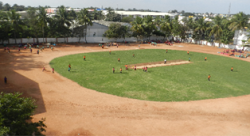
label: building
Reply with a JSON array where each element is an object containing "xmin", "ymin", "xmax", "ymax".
[{"xmin": 113, "ymin": 11, "xmax": 178, "ymax": 19}]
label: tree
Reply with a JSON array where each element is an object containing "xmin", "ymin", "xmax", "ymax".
[
  {"xmin": 121, "ymin": 15, "xmax": 134, "ymax": 23},
  {"xmin": 55, "ymin": 6, "xmax": 72, "ymax": 40},
  {"xmin": 193, "ymin": 18, "xmax": 210, "ymax": 43},
  {"xmin": 0, "ymin": 92, "xmax": 46, "ymax": 135},
  {"xmin": 0, "ymin": 11, "xmax": 11, "ymax": 44},
  {"xmin": 3, "ymin": 3, "xmax": 11, "ymax": 11},
  {"xmin": 37, "ymin": 6, "xmax": 50, "ymax": 43},
  {"xmin": 103, "ymin": 23, "xmax": 123, "ymax": 41},
  {"xmin": 131, "ymin": 16, "xmax": 145, "ymax": 42},
  {"xmin": 92, "ymin": 10, "xmax": 105, "ymax": 20},
  {"xmin": 160, "ymin": 15, "xmax": 172, "ymax": 40},
  {"xmin": 77, "ymin": 9, "xmax": 93, "ymax": 43},
  {"xmin": 208, "ymin": 16, "xmax": 223, "ymax": 47},
  {"xmin": 120, "ymin": 25, "xmax": 131, "ymax": 41},
  {"xmin": 105, "ymin": 7, "xmax": 121, "ymax": 22},
  {"xmin": 24, "ymin": 7, "xmax": 40, "ymax": 40},
  {"xmin": 143, "ymin": 15, "xmax": 156, "ymax": 40},
  {"xmin": 7, "ymin": 10, "xmax": 23, "ymax": 44},
  {"xmin": 229, "ymin": 12, "xmax": 249, "ymax": 45}
]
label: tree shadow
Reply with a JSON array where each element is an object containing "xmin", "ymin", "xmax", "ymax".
[{"xmin": 0, "ymin": 51, "xmax": 46, "ymax": 114}]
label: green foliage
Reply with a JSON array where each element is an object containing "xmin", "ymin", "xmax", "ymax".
[
  {"xmin": 121, "ymin": 15, "xmax": 134, "ymax": 23},
  {"xmin": 103, "ymin": 23, "xmax": 130, "ymax": 40},
  {"xmin": 77, "ymin": 9, "xmax": 93, "ymax": 43},
  {"xmin": 105, "ymin": 7, "xmax": 121, "ymax": 22},
  {"xmin": 0, "ymin": 92, "xmax": 46, "ymax": 135},
  {"xmin": 50, "ymin": 49, "xmax": 250, "ymax": 102}
]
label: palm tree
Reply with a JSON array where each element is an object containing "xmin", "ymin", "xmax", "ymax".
[
  {"xmin": 77, "ymin": 9, "xmax": 93, "ymax": 43},
  {"xmin": 0, "ymin": 11, "xmax": 11, "ymax": 44},
  {"xmin": 160, "ymin": 15, "xmax": 172, "ymax": 41},
  {"xmin": 7, "ymin": 10, "xmax": 23, "ymax": 44},
  {"xmin": 143, "ymin": 15, "xmax": 156, "ymax": 40},
  {"xmin": 229, "ymin": 12, "xmax": 249, "ymax": 45},
  {"xmin": 131, "ymin": 16, "xmax": 144, "ymax": 43},
  {"xmin": 55, "ymin": 6, "xmax": 71, "ymax": 41},
  {"xmin": 25, "ymin": 7, "xmax": 40, "ymax": 42},
  {"xmin": 208, "ymin": 16, "xmax": 223, "ymax": 47},
  {"xmin": 37, "ymin": 6, "xmax": 50, "ymax": 43},
  {"xmin": 194, "ymin": 18, "xmax": 210, "ymax": 44}
]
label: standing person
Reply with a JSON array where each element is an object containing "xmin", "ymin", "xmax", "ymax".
[
  {"xmin": 37, "ymin": 50, "xmax": 39, "ymax": 54},
  {"xmin": 188, "ymin": 57, "xmax": 191, "ymax": 61},
  {"xmin": 109, "ymin": 50, "xmax": 111, "ymax": 55},
  {"xmin": 68, "ymin": 64, "xmax": 71, "ymax": 68},
  {"xmin": 118, "ymin": 58, "xmax": 120, "ymax": 62},
  {"xmin": 125, "ymin": 64, "xmax": 128, "ymax": 70},
  {"xmin": 51, "ymin": 46, "xmax": 53, "ymax": 51},
  {"xmin": 164, "ymin": 59, "xmax": 167, "ymax": 64},
  {"xmin": 102, "ymin": 45, "xmax": 104, "ymax": 49},
  {"xmin": 120, "ymin": 68, "xmax": 122, "ymax": 73},
  {"xmin": 113, "ymin": 67, "xmax": 115, "ymax": 73},
  {"xmin": 83, "ymin": 56, "xmax": 86, "ymax": 61},
  {"xmin": 133, "ymin": 54, "xmax": 135, "ymax": 57},
  {"xmin": 42, "ymin": 67, "xmax": 45, "ymax": 72},
  {"xmin": 68, "ymin": 67, "xmax": 71, "ymax": 72},
  {"xmin": 117, "ymin": 43, "xmax": 118, "ymax": 48},
  {"xmin": 166, "ymin": 49, "xmax": 168, "ymax": 53},
  {"xmin": 52, "ymin": 68, "xmax": 54, "ymax": 73},
  {"xmin": 30, "ymin": 48, "xmax": 32, "ymax": 53},
  {"xmin": 18, "ymin": 47, "xmax": 20, "ymax": 52},
  {"xmin": 208, "ymin": 74, "xmax": 211, "ymax": 81},
  {"xmin": 205, "ymin": 57, "xmax": 207, "ymax": 61},
  {"xmin": 145, "ymin": 67, "xmax": 148, "ymax": 72},
  {"xmin": 231, "ymin": 66, "xmax": 233, "ymax": 72},
  {"xmin": 4, "ymin": 76, "xmax": 7, "ymax": 84},
  {"xmin": 134, "ymin": 65, "xmax": 136, "ymax": 71},
  {"xmin": 187, "ymin": 51, "xmax": 189, "ymax": 55}
]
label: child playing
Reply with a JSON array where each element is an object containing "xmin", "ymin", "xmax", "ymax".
[
  {"xmin": 52, "ymin": 68, "xmax": 54, "ymax": 73},
  {"xmin": 84, "ymin": 56, "xmax": 86, "ymax": 61},
  {"xmin": 208, "ymin": 74, "xmax": 211, "ymax": 81},
  {"xmin": 134, "ymin": 65, "xmax": 136, "ymax": 71},
  {"xmin": 118, "ymin": 58, "xmax": 120, "ymax": 62},
  {"xmin": 205, "ymin": 57, "xmax": 207, "ymax": 61},
  {"xmin": 231, "ymin": 66, "xmax": 233, "ymax": 72},
  {"xmin": 125, "ymin": 64, "xmax": 128, "ymax": 70},
  {"xmin": 120, "ymin": 68, "xmax": 122, "ymax": 73},
  {"xmin": 42, "ymin": 67, "xmax": 45, "ymax": 72},
  {"xmin": 187, "ymin": 51, "xmax": 189, "ymax": 55},
  {"xmin": 113, "ymin": 67, "xmax": 115, "ymax": 73}
]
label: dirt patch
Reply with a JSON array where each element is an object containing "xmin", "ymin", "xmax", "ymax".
[{"xmin": 128, "ymin": 60, "xmax": 190, "ymax": 69}]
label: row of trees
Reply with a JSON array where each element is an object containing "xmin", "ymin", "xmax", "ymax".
[
  {"xmin": 0, "ymin": 5, "xmax": 102, "ymax": 44},
  {"xmin": 104, "ymin": 12, "xmax": 249, "ymax": 46}
]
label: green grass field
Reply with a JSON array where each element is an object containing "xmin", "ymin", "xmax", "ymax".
[{"xmin": 50, "ymin": 49, "xmax": 250, "ymax": 102}]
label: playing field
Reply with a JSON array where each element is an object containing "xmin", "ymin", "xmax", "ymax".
[{"xmin": 50, "ymin": 49, "xmax": 250, "ymax": 102}]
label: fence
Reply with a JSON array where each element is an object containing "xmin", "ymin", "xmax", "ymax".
[{"xmin": 2, "ymin": 37, "xmax": 249, "ymax": 51}]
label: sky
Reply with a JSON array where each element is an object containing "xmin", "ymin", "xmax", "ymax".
[{"xmin": 2, "ymin": 0, "xmax": 250, "ymax": 14}]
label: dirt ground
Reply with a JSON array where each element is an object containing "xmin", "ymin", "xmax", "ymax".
[
  {"xmin": 128, "ymin": 60, "xmax": 190, "ymax": 69},
  {"xmin": 1, "ymin": 43, "xmax": 250, "ymax": 136}
]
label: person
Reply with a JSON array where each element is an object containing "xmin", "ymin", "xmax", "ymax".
[
  {"xmin": 164, "ymin": 59, "xmax": 167, "ymax": 64},
  {"xmin": 205, "ymin": 57, "xmax": 207, "ymax": 61},
  {"xmin": 102, "ymin": 45, "xmax": 104, "ymax": 49},
  {"xmin": 68, "ymin": 64, "xmax": 71, "ymax": 68},
  {"xmin": 134, "ymin": 65, "xmax": 136, "ymax": 71},
  {"xmin": 145, "ymin": 67, "xmax": 148, "ymax": 72},
  {"xmin": 42, "ymin": 67, "xmax": 45, "ymax": 72},
  {"xmin": 68, "ymin": 67, "xmax": 71, "ymax": 72},
  {"xmin": 117, "ymin": 43, "xmax": 118, "ymax": 48},
  {"xmin": 37, "ymin": 50, "xmax": 39, "ymax": 54},
  {"xmin": 208, "ymin": 74, "xmax": 211, "ymax": 81},
  {"xmin": 188, "ymin": 57, "xmax": 191, "ymax": 61},
  {"xmin": 51, "ymin": 46, "xmax": 53, "ymax": 51},
  {"xmin": 143, "ymin": 67, "xmax": 145, "ymax": 72},
  {"xmin": 118, "ymin": 58, "xmax": 120, "ymax": 62},
  {"xmin": 120, "ymin": 68, "xmax": 122, "ymax": 73},
  {"xmin": 125, "ymin": 64, "xmax": 128, "ymax": 70},
  {"xmin": 133, "ymin": 54, "xmax": 135, "ymax": 57},
  {"xmin": 113, "ymin": 67, "xmax": 115, "ymax": 73},
  {"xmin": 83, "ymin": 56, "xmax": 86, "ymax": 61},
  {"xmin": 52, "ymin": 68, "xmax": 54, "ymax": 73},
  {"xmin": 109, "ymin": 50, "xmax": 111, "ymax": 55},
  {"xmin": 187, "ymin": 51, "xmax": 189, "ymax": 55},
  {"xmin": 18, "ymin": 47, "xmax": 20, "ymax": 52},
  {"xmin": 30, "ymin": 48, "xmax": 32, "ymax": 53},
  {"xmin": 231, "ymin": 66, "xmax": 233, "ymax": 72},
  {"xmin": 166, "ymin": 49, "xmax": 168, "ymax": 53},
  {"xmin": 4, "ymin": 76, "xmax": 7, "ymax": 84}
]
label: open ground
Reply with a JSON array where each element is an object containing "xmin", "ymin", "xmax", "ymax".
[{"xmin": 1, "ymin": 43, "xmax": 250, "ymax": 136}]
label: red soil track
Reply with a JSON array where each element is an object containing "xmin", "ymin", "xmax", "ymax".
[{"xmin": 1, "ymin": 43, "xmax": 250, "ymax": 136}]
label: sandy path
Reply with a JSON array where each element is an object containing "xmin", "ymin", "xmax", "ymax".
[
  {"xmin": 134, "ymin": 61, "xmax": 190, "ymax": 69},
  {"xmin": 1, "ymin": 43, "xmax": 250, "ymax": 136}
]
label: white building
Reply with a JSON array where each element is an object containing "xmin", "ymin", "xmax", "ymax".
[{"xmin": 114, "ymin": 11, "xmax": 178, "ymax": 19}]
